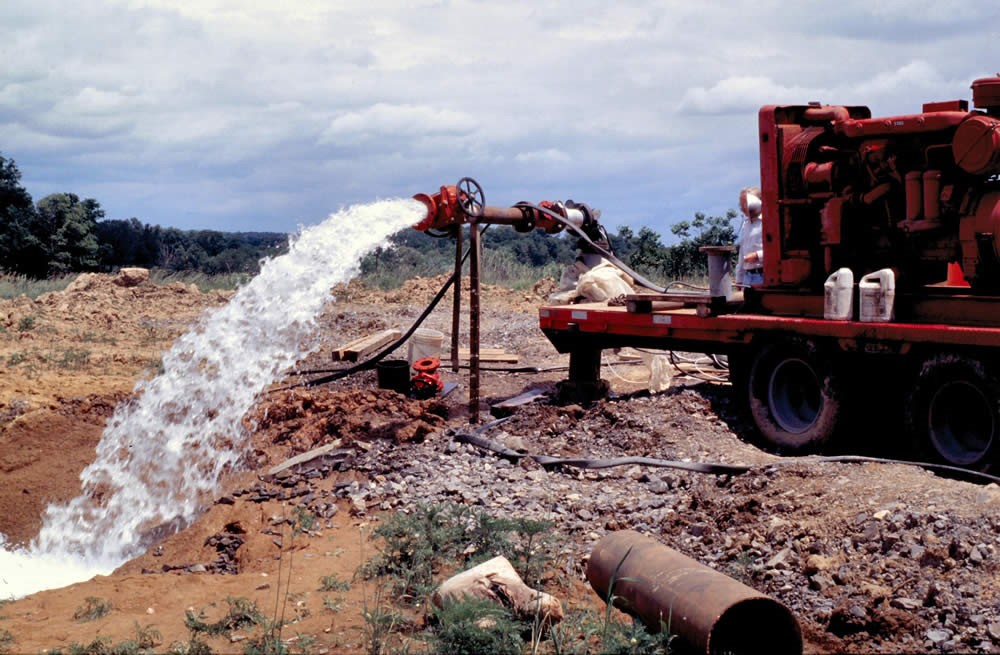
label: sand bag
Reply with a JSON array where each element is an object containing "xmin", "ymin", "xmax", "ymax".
[
  {"xmin": 576, "ymin": 261, "xmax": 634, "ymax": 302},
  {"xmin": 432, "ymin": 555, "xmax": 563, "ymax": 624}
]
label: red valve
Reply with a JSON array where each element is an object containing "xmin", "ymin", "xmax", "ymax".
[
  {"xmin": 412, "ymin": 357, "xmax": 441, "ymax": 373},
  {"xmin": 410, "ymin": 357, "xmax": 443, "ymax": 398},
  {"xmin": 413, "ymin": 185, "xmax": 461, "ymax": 231}
]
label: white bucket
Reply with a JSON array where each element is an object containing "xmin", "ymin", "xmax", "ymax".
[
  {"xmin": 859, "ymin": 269, "xmax": 895, "ymax": 323},
  {"xmin": 823, "ymin": 268, "xmax": 854, "ymax": 320},
  {"xmin": 408, "ymin": 328, "xmax": 444, "ymax": 369}
]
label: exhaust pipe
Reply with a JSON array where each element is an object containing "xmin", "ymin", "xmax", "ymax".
[{"xmin": 587, "ymin": 530, "xmax": 802, "ymax": 655}]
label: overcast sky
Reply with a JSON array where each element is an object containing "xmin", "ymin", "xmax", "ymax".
[{"xmin": 2, "ymin": 1, "xmax": 998, "ymax": 238}]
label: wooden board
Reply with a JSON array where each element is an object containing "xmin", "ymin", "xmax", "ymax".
[
  {"xmin": 331, "ymin": 329, "xmax": 401, "ymax": 362},
  {"xmin": 454, "ymin": 348, "xmax": 520, "ymax": 363}
]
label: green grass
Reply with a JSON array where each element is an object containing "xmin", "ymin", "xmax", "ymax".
[
  {"xmin": 318, "ymin": 574, "xmax": 351, "ymax": 593},
  {"xmin": 0, "ymin": 273, "xmax": 75, "ymax": 299},
  {"xmin": 0, "ymin": 269, "xmax": 250, "ymax": 300},
  {"xmin": 149, "ymin": 269, "xmax": 252, "ymax": 292}
]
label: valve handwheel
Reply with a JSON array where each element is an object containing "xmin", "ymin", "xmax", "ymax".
[{"xmin": 456, "ymin": 177, "xmax": 485, "ymax": 218}]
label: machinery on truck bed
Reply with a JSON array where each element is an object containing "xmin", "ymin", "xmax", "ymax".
[{"xmin": 413, "ymin": 74, "xmax": 1000, "ymax": 475}]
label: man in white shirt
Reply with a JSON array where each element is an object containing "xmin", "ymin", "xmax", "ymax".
[{"xmin": 735, "ymin": 186, "xmax": 764, "ymax": 286}]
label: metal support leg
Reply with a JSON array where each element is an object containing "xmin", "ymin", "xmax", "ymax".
[
  {"xmin": 469, "ymin": 222, "xmax": 481, "ymax": 423},
  {"xmin": 560, "ymin": 348, "xmax": 609, "ymax": 403},
  {"xmin": 451, "ymin": 225, "xmax": 462, "ymax": 373}
]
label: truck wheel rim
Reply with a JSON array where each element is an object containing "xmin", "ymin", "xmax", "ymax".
[
  {"xmin": 928, "ymin": 380, "xmax": 995, "ymax": 466},
  {"xmin": 767, "ymin": 358, "xmax": 821, "ymax": 435}
]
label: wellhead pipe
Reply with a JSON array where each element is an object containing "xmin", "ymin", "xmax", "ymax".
[{"xmin": 587, "ymin": 530, "xmax": 802, "ymax": 655}]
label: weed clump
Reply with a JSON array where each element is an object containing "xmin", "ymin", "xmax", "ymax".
[
  {"xmin": 73, "ymin": 596, "xmax": 113, "ymax": 622},
  {"xmin": 184, "ymin": 596, "xmax": 265, "ymax": 637},
  {"xmin": 430, "ymin": 598, "xmax": 523, "ymax": 655},
  {"xmin": 362, "ymin": 502, "xmax": 557, "ymax": 604}
]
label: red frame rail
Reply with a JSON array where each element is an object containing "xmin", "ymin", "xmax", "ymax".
[{"xmin": 539, "ymin": 302, "xmax": 1000, "ymax": 353}]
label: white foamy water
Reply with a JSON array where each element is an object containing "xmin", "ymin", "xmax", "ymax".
[{"xmin": 0, "ymin": 198, "xmax": 426, "ymax": 599}]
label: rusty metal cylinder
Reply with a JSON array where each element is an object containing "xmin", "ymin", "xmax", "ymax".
[{"xmin": 587, "ymin": 530, "xmax": 802, "ymax": 655}]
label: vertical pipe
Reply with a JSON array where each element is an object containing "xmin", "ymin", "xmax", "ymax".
[
  {"xmin": 451, "ymin": 225, "xmax": 462, "ymax": 373},
  {"xmin": 923, "ymin": 170, "xmax": 942, "ymax": 223},
  {"xmin": 469, "ymin": 222, "xmax": 481, "ymax": 423}
]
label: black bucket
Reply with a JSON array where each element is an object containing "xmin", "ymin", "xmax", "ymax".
[{"xmin": 376, "ymin": 359, "xmax": 410, "ymax": 393}]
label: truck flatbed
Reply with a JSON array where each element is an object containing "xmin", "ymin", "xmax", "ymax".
[{"xmin": 539, "ymin": 301, "xmax": 1000, "ymax": 353}]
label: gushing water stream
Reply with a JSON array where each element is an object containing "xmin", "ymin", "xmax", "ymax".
[{"xmin": 0, "ymin": 199, "xmax": 425, "ymax": 599}]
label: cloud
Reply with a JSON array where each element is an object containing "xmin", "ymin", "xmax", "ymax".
[
  {"xmin": 319, "ymin": 104, "xmax": 480, "ymax": 146},
  {"xmin": 514, "ymin": 148, "xmax": 572, "ymax": 164},
  {"xmin": 677, "ymin": 76, "xmax": 821, "ymax": 115},
  {"xmin": 1, "ymin": 0, "xmax": 996, "ymax": 236}
]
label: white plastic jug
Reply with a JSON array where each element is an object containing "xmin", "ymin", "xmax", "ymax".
[
  {"xmin": 408, "ymin": 328, "xmax": 444, "ymax": 369},
  {"xmin": 823, "ymin": 268, "xmax": 854, "ymax": 321},
  {"xmin": 859, "ymin": 269, "xmax": 895, "ymax": 322}
]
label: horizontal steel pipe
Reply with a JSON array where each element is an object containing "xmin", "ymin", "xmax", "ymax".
[{"xmin": 587, "ymin": 530, "xmax": 802, "ymax": 655}]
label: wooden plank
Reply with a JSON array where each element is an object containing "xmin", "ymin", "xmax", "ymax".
[
  {"xmin": 454, "ymin": 348, "xmax": 520, "ymax": 363},
  {"xmin": 332, "ymin": 329, "xmax": 401, "ymax": 362}
]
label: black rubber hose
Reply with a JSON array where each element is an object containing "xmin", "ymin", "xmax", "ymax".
[
  {"xmin": 524, "ymin": 202, "xmax": 668, "ymax": 293},
  {"xmin": 453, "ymin": 427, "xmax": 1000, "ymax": 485},
  {"xmin": 275, "ymin": 224, "xmax": 490, "ymax": 391}
]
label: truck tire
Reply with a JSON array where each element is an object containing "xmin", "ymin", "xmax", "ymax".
[
  {"xmin": 906, "ymin": 354, "xmax": 999, "ymax": 471},
  {"xmin": 747, "ymin": 340, "xmax": 842, "ymax": 452}
]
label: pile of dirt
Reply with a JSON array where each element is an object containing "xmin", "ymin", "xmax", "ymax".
[{"xmin": 246, "ymin": 387, "xmax": 449, "ymax": 460}]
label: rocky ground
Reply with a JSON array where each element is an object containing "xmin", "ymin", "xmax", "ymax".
[{"xmin": 1, "ymin": 271, "xmax": 1000, "ymax": 654}]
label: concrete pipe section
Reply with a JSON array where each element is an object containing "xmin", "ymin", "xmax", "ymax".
[{"xmin": 587, "ymin": 530, "xmax": 802, "ymax": 655}]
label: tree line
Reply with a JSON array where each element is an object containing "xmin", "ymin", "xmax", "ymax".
[
  {"xmin": 1, "ymin": 151, "xmax": 737, "ymax": 283},
  {"xmin": 0, "ymin": 153, "xmax": 287, "ymax": 278}
]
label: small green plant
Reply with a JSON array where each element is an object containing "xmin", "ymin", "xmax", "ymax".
[
  {"xmin": 133, "ymin": 621, "xmax": 163, "ymax": 649},
  {"xmin": 361, "ymin": 584, "xmax": 408, "ymax": 655},
  {"xmin": 16, "ymin": 315, "xmax": 36, "ymax": 331},
  {"xmin": 242, "ymin": 632, "xmax": 288, "ymax": 655},
  {"xmin": 73, "ymin": 596, "xmax": 113, "ymax": 622},
  {"xmin": 185, "ymin": 596, "xmax": 266, "ymax": 636},
  {"xmin": 293, "ymin": 507, "xmax": 315, "ymax": 534},
  {"xmin": 0, "ymin": 629, "xmax": 14, "ymax": 655},
  {"xmin": 318, "ymin": 574, "xmax": 351, "ymax": 592},
  {"xmin": 292, "ymin": 633, "xmax": 317, "ymax": 654},
  {"xmin": 430, "ymin": 598, "xmax": 523, "ymax": 655},
  {"xmin": 57, "ymin": 347, "xmax": 91, "ymax": 369},
  {"xmin": 166, "ymin": 637, "xmax": 214, "ymax": 655},
  {"xmin": 67, "ymin": 634, "xmax": 155, "ymax": 655},
  {"xmin": 362, "ymin": 503, "xmax": 558, "ymax": 605},
  {"xmin": 723, "ymin": 550, "xmax": 759, "ymax": 586},
  {"xmin": 6, "ymin": 351, "xmax": 28, "ymax": 367},
  {"xmin": 321, "ymin": 595, "xmax": 345, "ymax": 613}
]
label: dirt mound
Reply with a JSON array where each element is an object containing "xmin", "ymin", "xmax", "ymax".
[{"xmin": 246, "ymin": 387, "xmax": 449, "ymax": 458}]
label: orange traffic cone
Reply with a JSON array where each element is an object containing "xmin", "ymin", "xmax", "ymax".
[{"xmin": 946, "ymin": 261, "xmax": 971, "ymax": 287}]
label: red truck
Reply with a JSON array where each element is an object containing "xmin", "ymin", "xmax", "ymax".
[
  {"xmin": 541, "ymin": 74, "xmax": 1000, "ymax": 473},
  {"xmin": 415, "ymin": 74, "xmax": 1000, "ymax": 474}
]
